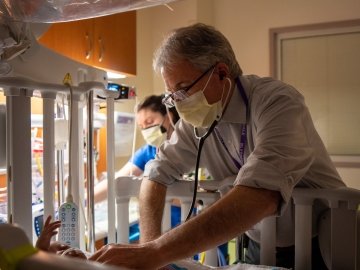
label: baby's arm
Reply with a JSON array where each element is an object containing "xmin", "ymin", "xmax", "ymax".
[
  {"xmin": 36, "ymin": 215, "xmax": 87, "ymax": 259},
  {"xmin": 35, "ymin": 215, "xmax": 61, "ymax": 251}
]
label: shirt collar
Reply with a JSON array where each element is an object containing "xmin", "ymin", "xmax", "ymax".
[{"xmin": 221, "ymin": 76, "xmax": 248, "ymax": 124}]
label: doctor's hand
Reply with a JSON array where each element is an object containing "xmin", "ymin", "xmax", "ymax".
[{"xmin": 89, "ymin": 242, "xmax": 164, "ymax": 270}]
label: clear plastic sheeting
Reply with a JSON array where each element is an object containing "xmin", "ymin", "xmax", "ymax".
[
  {"xmin": 0, "ymin": 16, "xmax": 31, "ymax": 62},
  {"xmin": 0, "ymin": 0, "xmax": 177, "ymax": 23}
]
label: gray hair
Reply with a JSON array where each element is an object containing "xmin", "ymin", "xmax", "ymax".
[{"xmin": 153, "ymin": 23, "xmax": 242, "ymax": 77}]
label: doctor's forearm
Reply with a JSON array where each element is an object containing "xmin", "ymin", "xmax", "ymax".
[
  {"xmin": 139, "ymin": 178, "xmax": 167, "ymax": 243},
  {"xmin": 153, "ymin": 185, "xmax": 281, "ymax": 264}
]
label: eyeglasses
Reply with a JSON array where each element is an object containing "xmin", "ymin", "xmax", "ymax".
[{"xmin": 162, "ymin": 64, "xmax": 216, "ymax": 108}]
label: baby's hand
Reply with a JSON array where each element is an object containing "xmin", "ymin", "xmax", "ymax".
[
  {"xmin": 35, "ymin": 215, "xmax": 61, "ymax": 251},
  {"xmin": 59, "ymin": 247, "xmax": 88, "ymax": 259}
]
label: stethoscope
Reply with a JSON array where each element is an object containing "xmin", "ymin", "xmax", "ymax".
[
  {"xmin": 185, "ymin": 77, "xmax": 248, "ymax": 222},
  {"xmin": 185, "ymin": 120, "xmax": 218, "ymax": 221}
]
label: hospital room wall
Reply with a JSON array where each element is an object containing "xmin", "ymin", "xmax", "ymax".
[
  {"xmin": 115, "ymin": 0, "xmax": 360, "ymax": 185},
  {"xmin": 129, "ymin": 0, "xmax": 360, "ymax": 97},
  {"xmin": 210, "ymin": 0, "xmax": 360, "ymax": 189},
  {"xmin": 112, "ymin": 0, "xmax": 202, "ymax": 166}
]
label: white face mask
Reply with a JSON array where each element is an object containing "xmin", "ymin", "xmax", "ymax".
[
  {"xmin": 141, "ymin": 124, "xmax": 167, "ymax": 147},
  {"xmin": 175, "ymin": 74, "xmax": 232, "ymax": 128}
]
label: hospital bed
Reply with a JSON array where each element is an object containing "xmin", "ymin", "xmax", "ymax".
[
  {"xmin": 0, "ymin": 224, "xmax": 285, "ymax": 270},
  {"xmin": 113, "ymin": 176, "xmax": 360, "ymax": 270},
  {"xmin": 1, "ymin": 183, "xmax": 359, "ymax": 270}
]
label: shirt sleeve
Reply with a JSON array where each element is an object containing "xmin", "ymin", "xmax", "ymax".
[
  {"xmin": 235, "ymin": 90, "xmax": 315, "ymax": 215},
  {"xmin": 144, "ymin": 120, "xmax": 199, "ymax": 186},
  {"xmin": 130, "ymin": 144, "xmax": 157, "ymax": 171}
]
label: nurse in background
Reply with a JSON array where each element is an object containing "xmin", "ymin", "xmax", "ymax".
[{"xmin": 94, "ymin": 94, "xmax": 180, "ymax": 203}]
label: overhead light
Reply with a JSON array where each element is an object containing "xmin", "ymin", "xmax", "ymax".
[{"xmin": 107, "ymin": 71, "xmax": 127, "ymax": 79}]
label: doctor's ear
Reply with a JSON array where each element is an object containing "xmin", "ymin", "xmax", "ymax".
[
  {"xmin": 216, "ymin": 62, "xmax": 229, "ymax": 81},
  {"xmin": 219, "ymin": 73, "xmax": 226, "ymax": 81}
]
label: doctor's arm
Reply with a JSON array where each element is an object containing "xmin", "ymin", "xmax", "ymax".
[
  {"xmin": 139, "ymin": 177, "xmax": 167, "ymax": 243},
  {"xmin": 89, "ymin": 185, "xmax": 281, "ymax": 269}
]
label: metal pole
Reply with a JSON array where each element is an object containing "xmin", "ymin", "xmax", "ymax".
[
  {"xmin": 56, "ymin": 102, "xmax": 66, "ymax": 207},
  {"xmin": 69, "ymin": 99, "xmax": 80, "ymax": 206},
  {"xmin": 43, "ymin": 98, "xmax": 55, "ymax": 220},
  {"xmin": 56, "ymin": 150, "xmax": 65, "ymax": 206},
  {"xmin": 86, "ymin": 91, "xmax": 95, "ymax": 253},
  {"xmin": 106, "ymin": 97, "xmax": 116, "ymax": 243},
  {"xmin": 6, "ymin": 95, "xmax": 12, "ymax": 224},
  {"xmin": 68, "ymin": 95, "xmax": 82, "ymax": 249},
  {"xmin": 78, "ymin": 105, "xmax": 86, "ymax": 251}
]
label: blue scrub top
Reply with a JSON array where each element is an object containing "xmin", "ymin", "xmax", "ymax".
[{"xmin": 131, "ymin": 144, "xmax": 157, "ymax": 171}]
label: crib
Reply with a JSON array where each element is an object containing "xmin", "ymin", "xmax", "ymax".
[
  {"xmin": 1, "ymin": 180, "xmax": 360, "ymax": 269},
  {"xmin": 113, "ymin": 176, "xmax": 360, "ymax": 270}
]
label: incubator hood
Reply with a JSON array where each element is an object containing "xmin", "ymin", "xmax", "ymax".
[
  {"xmin": 0, "ymin": 0, "xmax": 177, "ymax": 23},
  {"xmin": 0, "ymin": 18, "xmax": 107, "ymax": 86},
  {"xmin": 0, "ymin": 0, "xmax": 177, "ymax": 84}
]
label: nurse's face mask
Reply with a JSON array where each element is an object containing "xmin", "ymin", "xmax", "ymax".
[
  {"xmin": 173, "ymin": 65, "xmax": 225, "ymax": 128},
  {"xmin": 141, "ymin": 119, "xmax": 167, "ymax": 148}
]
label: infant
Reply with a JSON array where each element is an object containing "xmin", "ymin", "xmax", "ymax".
[
  {"xmin": 35, "ymin": 215, "xmax": 87, "ymax": 259},
  {"xmin": 35, "ymin": 216, "xmax": 209, "ymax": 270}
]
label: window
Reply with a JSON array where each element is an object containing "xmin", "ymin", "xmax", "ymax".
[{"xmin": 270, "ymin": 20, "xmax": 360, "ymax": 156}]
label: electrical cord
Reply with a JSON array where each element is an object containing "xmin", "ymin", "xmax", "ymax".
[
  {"xmin": 66, "ymin": 83, "xmax": 73, "ymax": 203},
  {"xmin": 185, "ymin": 120, "xmax": 218, "ymax": 222}
]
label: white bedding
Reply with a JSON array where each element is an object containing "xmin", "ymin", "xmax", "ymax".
[{"xmin": 160, "ymin": 259, "xmax": 288, "ymax": 270}]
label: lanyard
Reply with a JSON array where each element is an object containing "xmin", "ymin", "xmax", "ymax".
[
  {"xmin": 186, "ymin": 77, "xmax": 247, "ymax": 222},
  {"xmin": 214, "ymin": 77, "xmax": 248, "ymax": 169}
]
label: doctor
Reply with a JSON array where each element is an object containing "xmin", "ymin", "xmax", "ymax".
[{"xmin": 90, "ymin": 23, "xmax": 345, "ymax": 269}]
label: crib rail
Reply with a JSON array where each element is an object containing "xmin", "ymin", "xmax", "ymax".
[
  {"xmin": 115, "ymin": 177, "xmax": 360, "ymax": 269},
  {"xmin": 294, "ymin": 187, "xmax": 360, "ymax": 270},
  {"xmin": 260, "ymin": 187, "xmax": 360, "ymax": 270},
  {"xmin": 115, "ymin": 176, "xmax": 220, "ymax": 266}
]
